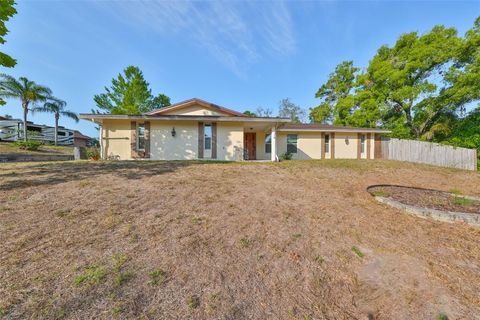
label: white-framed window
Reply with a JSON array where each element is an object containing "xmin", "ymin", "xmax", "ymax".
[
  {"xmin": 204, "ymin": 123, "xmax": 212, "ymax": 150},
  {"xmin": 265, "ymin": 133, "xmax": 271, "ymax": 153},
  {"xmin": 324, "ymin": 134, "xmax": 330, "ymax": 153},
  {"xmin": 360, "ymin": 134, "xmax": 366, "ymax": 153},
  {"xmin": 137, "ymin": 123, "xmax": 145, "ymax": 151},
  {"xmin": 203, "ymin": 123, "xmax": 212, "ymax": 158},
  {"xmin": 287, "ymin": 134, "xmax": 297, "ymax": 154}
]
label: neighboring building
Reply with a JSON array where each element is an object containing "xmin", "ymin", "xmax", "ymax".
[
  {"xmin": 79, "ymin": 98, "xmax": 390, "ymax": 161},
  {"xmin": 0, "ymin": 118, "xmax": 92, "ymax": 146}
]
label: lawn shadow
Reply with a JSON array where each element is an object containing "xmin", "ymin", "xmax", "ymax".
[{"xmin": 0, "ymin": 160, "xmax": 229, "ymax": 191}]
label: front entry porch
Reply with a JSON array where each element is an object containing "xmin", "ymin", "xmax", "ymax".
[{"xmin": 243, "ymin": 123, "xmax": 277, "ymax": 161}]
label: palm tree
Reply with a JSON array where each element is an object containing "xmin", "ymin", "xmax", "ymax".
[
  {"xmin": 0, "ymin": 74, "xmax": 52, "ymax": 141},
  {"xmin": 32, "ymin": 97, "xmax": 79, "ymax": 146}
]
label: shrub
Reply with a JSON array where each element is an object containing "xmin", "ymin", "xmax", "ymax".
[
  {"xmin": 11, "ymin": 140, "xmax": 42, "ymax": 151},
  {"xmin": 280, "ymin": 152, "xmax": 293, "ymax": 161},
  {"xmin": 86, "ymin": 147, "xmax": 100, "ymax": 160}
]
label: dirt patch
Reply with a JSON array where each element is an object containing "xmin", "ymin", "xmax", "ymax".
[
  {"xmin": 368, "ymin": 185, "xmax": 480, "ymax": 214},
  {"xmin": 0, "ymin": 160, "xmax": 479, "ymax": 319}
]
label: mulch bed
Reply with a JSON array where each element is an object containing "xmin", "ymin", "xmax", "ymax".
[{"xmin": 368, "ymin": 185, "xmax": 480, "ymax": 214}]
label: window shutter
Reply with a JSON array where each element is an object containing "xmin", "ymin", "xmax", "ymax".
[
  {"xmin": 331, "ymin": 132, "xmax": 335, "ymax": 159},
  {"xmin": 321, "ymin": 133, "xmax": 325, "ymax": 159},
  {"xmin": 198, "ymin": 122, "xmax": 204, "ymax": 159},
  {"xmin": 212, "ymin": 122, "xmax": 217, "ymax": 159},
  {"xmin": 367, "ymin": 133, "xmax": 371, "ymax": 159},
  {"xmin": 144, "ymin": 121, "xmax": 150, "ymax": 158}
]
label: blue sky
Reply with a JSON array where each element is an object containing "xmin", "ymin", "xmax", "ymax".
[{"xmin": 1, "ymin": 1, "xmax": 479, "ymax": 137}]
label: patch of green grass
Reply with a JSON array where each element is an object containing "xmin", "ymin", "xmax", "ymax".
[
  {"xmin": 115, "ymin": 271, "xmax": 134, "ymax": 286},
  {"xmin": 186, "ymin": 295, "xmax": 200, "ymax": 310},
  {"xmin": 292, "ymin": 233, "xmax": 302, "ymax": 240},
  {"xmin": 55, "ymin": 209, "xmax": 69, "ymax": 218},
  {"xmin": 191, "ymin": 215, "xmax": 201, "ymax": 225},
  {"xmin": 112, "ymin": 304, "xmax": 123, "ymax": 316},
  {"xmin": 112, "ymin": 254, "xmax": 128, "ymax": 272},
  {"xmin": 148, "ymin": 269, "xmax": 167, "ymax": 286},
  {"xmin": 453, "ymin": 196, "xmax": 477, "ymax": 207},
  {"xmin": 0, "ymin": 306, "xmax": 5, "ymax": 317},
  {"xmin": 371, "ymin": 189, "xmax": 389, "ymax": 197},
  {"xmin": 238, "ymin": 237, "xmax": 251, "ymax": 248},
  {"xmin": 436, "ymin": 313, "xmax": 448, "ymax": 320},
  {"xmin": 314, "ymin": 255, "xmax": 324, "ymax": 264},
  {"xmin": 351, "ymin": 246, "xmax": 365, "ymax": 258},
  {"xmin": 54, "ymin": 307, "xmax": 66, "ymax": 319},
  {"xmin": 74, "ymin": 264, "xmax": 107, "ymax": 286}
]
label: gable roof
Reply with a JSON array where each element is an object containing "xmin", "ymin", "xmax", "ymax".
[{"xmin": 145, "ymin": 98, "xmax": 246, "ymax": 117}]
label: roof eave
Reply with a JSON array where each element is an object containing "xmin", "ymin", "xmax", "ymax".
[
  {"xmin": 278, "ymin": 128, "xmax": 391, "ymax": 133},
  {"xmin": 79, "ymin": 114, "xmax": 291, "ymax": 123}
]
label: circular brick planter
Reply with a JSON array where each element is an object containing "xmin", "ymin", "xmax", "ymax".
[{"xmin": 367, "ymin": 185, "xmax": 480, "ymax": 227}]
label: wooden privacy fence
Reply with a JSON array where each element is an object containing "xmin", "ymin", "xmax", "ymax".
[{"xmin": 380, "ymin": 138, "xmax": 478, "ymax": 171}]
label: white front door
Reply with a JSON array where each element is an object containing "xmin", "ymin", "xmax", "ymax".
[{"xmin": 204, "ymin": 123, "xmax": 212, "ymax": 158}]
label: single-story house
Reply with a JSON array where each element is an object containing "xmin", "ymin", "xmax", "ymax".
[{"xmin": 79, "ymin": 98, "xmax": 390, "ymax": 161}]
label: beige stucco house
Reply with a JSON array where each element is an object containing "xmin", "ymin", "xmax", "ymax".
[{"xmin": 79, "ymin": 98, "xmax": 390, "ymax": 161}]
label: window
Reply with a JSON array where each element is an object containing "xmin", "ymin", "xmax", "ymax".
[
  {"xmin": 287, "ymin": 134, "xmax": 297, "ymax": 154},
  {"xmin": 265, "ymin": 133, "xmax": 271, "ymax": 153},
  {"xmin": 360, "ymin": 134, "xmax": 366, "ymax": 153},
  {"xmin": 324, "ymin": 134, "xmax": 330, "ymax": 153},
  {"xmin": 204, "ymin": 123, "xmax": 212, "ymax": 150},
  {"xmin": 137, "ymin": 123, "xmax": 145, "ymax": 151}
]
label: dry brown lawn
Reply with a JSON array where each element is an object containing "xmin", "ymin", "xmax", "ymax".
[{"xmin": 0, "ymin": 160, "xmax": 479, "ymax": 319}]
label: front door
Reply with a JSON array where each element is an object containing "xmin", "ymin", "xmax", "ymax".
[{"xmin": 244, "ymin": 132, "xmax": 256, "ymax": 160}]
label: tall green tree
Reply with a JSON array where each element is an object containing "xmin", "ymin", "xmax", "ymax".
[
  {"xmin": 0, "ymin": 0, "xmax": 16, "ymax": 69},
  {"xmin": 311, "ymin": 17, "xmax": 480, "ymax": 140},
  {"xmin": 0, "ymin": 74, "xmax": 51, "ymax": 141},
  {"xmin": 93, "ymin": 66, "xmax": 170, "ymax": 114},
  {"xmin": 278, "ymin": 98, "xmax": 306, "ymax": 123},
  {"xmin": 310, "ymin": 61, "xmax": 359, "ymax": 125},
  {"xmin": 32, "ymin": 97, "xmax": 79, "ymax": 145}
]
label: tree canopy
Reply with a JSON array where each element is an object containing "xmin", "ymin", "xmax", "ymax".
[
  {"xmin": 0, "ymin": 0, "xmax": 17, "ymax": 69},
  {"xmin": 278, "ymin": 98, "xmax": 306, "ymax": 123},
  {"xmin": 93, "ymin": 66, "xmax": 171, "ymax": 114},
  {"xmin": 310, "ymin": 17, "xmax": 480, "ymax": 142}
]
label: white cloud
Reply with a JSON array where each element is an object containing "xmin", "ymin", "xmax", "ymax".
[{"xmin": 96, "ymin": 0, "xmax": 295, "ymax": 77}]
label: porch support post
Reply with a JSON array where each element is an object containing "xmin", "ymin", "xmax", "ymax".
[{"xmin": 271, "ymin": 126, "xmax": 277, "ymax": 162}]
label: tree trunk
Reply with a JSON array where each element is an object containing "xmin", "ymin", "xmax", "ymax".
[
  {"xmin": 403, "ymin": 107, "xmax": 420, "ymax": 139},
  {"xmin": 22, "ymin": 102, "xmax": 28, "ymax": 142},
  {"xmin": 54, "ymin": 114, "xmax": 59, "ymax": 146}
]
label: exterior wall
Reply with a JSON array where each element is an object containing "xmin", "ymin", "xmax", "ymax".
[
  {"xmin": 277, "ymin": 132, "xmax": 322, "ymax": 160},
  {"xmin": 150, "ymin": 121, "xmax": 198, "ymax": 160},
  {"xmin": 102, "ymin": 120, "xmax": 132, "ymax": 160},
  {"xmin": 334, "ymin": 132, "xmax": 358, "ymax": 159},
  {"xmin": 275, "ymin": 131, "xmax": 376, "ymax": 160},
  {"xmin": 216, "ymin": 122, "xmax": 243, "ymax": 161},
  {"xmin": 162, "ymin": 105, "xmax": 228, "ymax": 116},
  {"xmin": 101, "ymin": 118, "xmax": 379, "ymax": 162}
]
